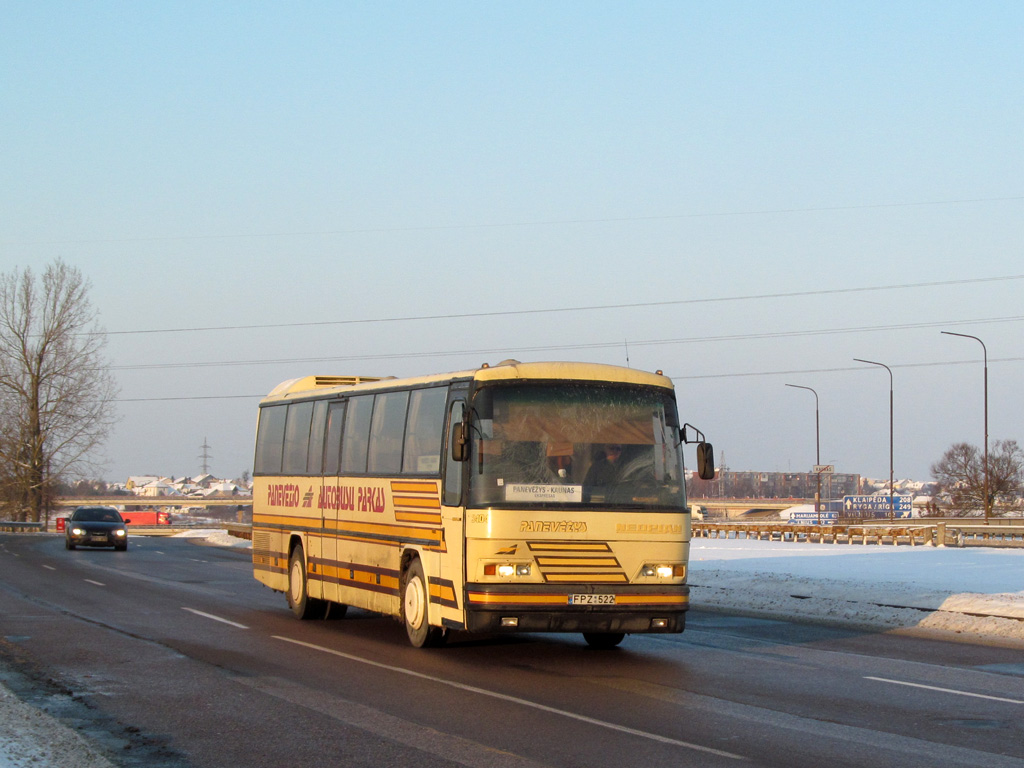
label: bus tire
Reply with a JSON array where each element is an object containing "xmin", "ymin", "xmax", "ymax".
[
  {"xmin": 583, "ymin": 632, "xmax": 625, "ymax": 649},
  {"xmin": 401, "ymin": 558, "xmax": 446, "ymax": 648},
  {"xmin": 325, "ymin": 602, "xmax": 348, "ymax": 620},
  {"xmin": 287, "ymin": 543, "xmax": 327, "ymax": 620}
]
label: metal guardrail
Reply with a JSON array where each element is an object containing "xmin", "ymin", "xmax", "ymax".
[
  {"xmin": 222, "ymin": 523, "xmax": 252, "ymax": 540},
  {"xmin": 1, "ymin": 520, "xmax": 253, "ymax": 541},
  {"xmin": 693, "ymin": 521, "xmax": 1024, "ymax": 547},
  {"xmin": 0, "ymin": 521, "xmax": 44, "ymax": 533}
]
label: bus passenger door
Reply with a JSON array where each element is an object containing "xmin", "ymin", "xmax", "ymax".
[
  {"xmin": 438, "ymin": 397, "xmax": 467, "ymax": 628},
  {"xmin": 319, "ymin": 400, "xmax": 346, "ymax": 604}
]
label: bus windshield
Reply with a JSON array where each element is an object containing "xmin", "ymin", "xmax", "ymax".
[{"xmin": 467, "ymin": 382, "xmax": 686, "ymax": 510}]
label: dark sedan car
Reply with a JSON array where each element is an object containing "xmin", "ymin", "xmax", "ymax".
[{"xmin": 65, "ymin": 506, "xmax": 130, "ymax": 551}]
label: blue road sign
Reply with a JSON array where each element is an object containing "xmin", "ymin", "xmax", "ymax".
[{"xmin": 842, "ymin": 494, "xmax": 912, "ymax": 516}]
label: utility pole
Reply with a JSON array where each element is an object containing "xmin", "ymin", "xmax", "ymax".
[
  {"xmin": 199, "ymin": 438, "xmax": 212, "ymax": 476},
  {"xmin": 854, "ymin": 359, "xmax": 895, "ymax": 521},
  {"xmin": 786, "ymin": 384, "xmax": 821, "ymax": 523},
  {"xmin": 942, "ymin": 331, "xmax": 990, "ymax": 520}
]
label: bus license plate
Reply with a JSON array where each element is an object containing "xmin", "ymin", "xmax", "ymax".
[{"xmin": 569, "ymin": 594, "xmax": 616, "ymax": 606}]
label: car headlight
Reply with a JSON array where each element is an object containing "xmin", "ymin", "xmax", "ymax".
[
  {"xmin": 71, "ymin": 527, "xmax": 85, "ymax": 536},
  {"xmin": 114, "ymin": 529, "xmax": 126, "ymax": 537}
]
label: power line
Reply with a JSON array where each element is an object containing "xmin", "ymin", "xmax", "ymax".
[
  {"xmin": 110, "ymin": 312, "xmax": 1024, "ymax": 372},
  {"xmin": 7, "ymin": 194, "xmax": 1023, "ymax": 247},
  {"xmin": 113, "ymin": 355, "xmax": 1024, "ymax": 404},
  {"xmin": 104, "ymin": 274, "xmax": 1024, "ymax": 337},
  {"xmin": 673, "ymin": 357, "xmax": 1024, "ymax": 380}
]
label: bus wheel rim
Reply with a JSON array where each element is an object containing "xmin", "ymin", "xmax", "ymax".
[
  {"xmin": 405, "ymin": 577, "xmax": 425, "ymax": 630},
  {"xmin": 290, "ymin": 558, "xmax": 303, "ymax": 603}
]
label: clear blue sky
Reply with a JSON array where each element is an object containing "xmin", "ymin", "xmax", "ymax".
[{"xmin": 2, "ymin": 1, "xmax": 1022, "ymax": 483}]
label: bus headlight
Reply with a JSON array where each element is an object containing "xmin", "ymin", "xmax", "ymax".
[
  {"xmin": 484, "ymin": 563, "xmax": 532, "ymax": 578},
  {"xmin": 641, "ymin": 564, "xmax": 684, "ymax": 579}
]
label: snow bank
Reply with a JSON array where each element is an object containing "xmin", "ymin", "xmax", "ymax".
[
  {"xmin": 172, "ymin": 528, "xmax": 251, "ymax": 548},
  {"xmin": 690, "ymin": 539, "xmax": 1024, "ymax": 643},
  {"xmin": 0, "ymin": 685, "xmax": 115, "ymax": 768}
]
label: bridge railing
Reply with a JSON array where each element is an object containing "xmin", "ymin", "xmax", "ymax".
[{"xmin": 693, "ymin": 521, "xmax": 1024, "ymax": 547}]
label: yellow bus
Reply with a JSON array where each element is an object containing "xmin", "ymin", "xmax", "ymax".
[{"xmin": 251, "ymin": 360, "xmax": 714, "ymax": 648}]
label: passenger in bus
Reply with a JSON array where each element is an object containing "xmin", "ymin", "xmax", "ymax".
[
  {"xmin": 546, "ymin": 442, "xmax": 574, "ymax": 482},
  {"xmin": 583, "ymin": 444, "xmax": 623, "ymax": 500}
]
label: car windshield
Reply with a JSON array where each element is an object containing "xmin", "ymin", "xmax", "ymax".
[
  {"xmin": 73, "ymin": 508, "xmax": 122, "ymax": 523},
  {"xmin": 467, "ymin": 382, "xmax": 687, "ymax": 510}
]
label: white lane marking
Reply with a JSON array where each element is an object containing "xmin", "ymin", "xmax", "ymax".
[
  {"xmin": 182, "ymin": 607, "xmax": 249, "ymax": 629},
  {"xmin": 84, "ymin": 579, "xmax": 106, "ymax": 587},
  {"xmin": 865, "ymin": 676, "xmax": 1024, "ymax": 705},
  {"xmin": 42, "ymin": 565, "xmax": 56, "ymax": 571},
  {"xmin": 273, "ymin": 635, "xmax": 745, "ymax": 760}
]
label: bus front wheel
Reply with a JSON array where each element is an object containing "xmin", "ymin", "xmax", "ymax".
[
  {"xmin": 401, "ymin": 559, "xmax": 446, "ymax": 648},
  {"xmin": 287, "ymin": 543, "xmax": 327, "ymax": 620}
]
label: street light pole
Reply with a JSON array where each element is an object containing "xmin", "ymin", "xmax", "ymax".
[
  {"xmin": 854, "ymin": 358, "xmax": 895, "ymax": 521},
  {"xmin": 941, "ymin": 331, "xmax": 989, "ymax": 521},
  {"xmin": 786, "ymin": 384, "xmax": 821, "ymax": 523}
]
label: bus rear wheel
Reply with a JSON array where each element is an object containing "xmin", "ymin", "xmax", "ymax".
[
  {"xmin": 583, "ymin": 632, "xmax": 625, "ymax": 649},
  {"xmin": 401, "ymin": 558, "xmax": 446, "ymax": 648},
  {"xmin": 287, "ymin": 543, "xmax": 327, "ymax": 620}
]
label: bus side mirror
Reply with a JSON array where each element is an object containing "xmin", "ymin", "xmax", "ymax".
[
  {"xmin": 451, "ymin": 422, "xmax": 469, "ymax": 462},
  {"xmin": 696, "ymin": 442, "xmax": 715, "ymax": 480}
]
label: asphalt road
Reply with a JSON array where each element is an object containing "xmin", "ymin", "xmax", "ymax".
[{"xmin": 1, "ymin": 533, "xmax": 1023, "ymax": 768}]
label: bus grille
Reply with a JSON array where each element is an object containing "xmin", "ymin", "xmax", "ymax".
[{"xmin": 527, "ymin": 541, "xmax": 628, "ymax": 584}]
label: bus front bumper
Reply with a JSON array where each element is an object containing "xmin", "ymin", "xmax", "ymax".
[{"xmin": 462, "ymin": 583, "xmax": 688, "ymax": 634}]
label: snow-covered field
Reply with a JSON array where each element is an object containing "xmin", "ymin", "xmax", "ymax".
[
  {"xmin": 3, "ymin": 532, "xmax": 1022, "ymax": 767},
  {"xmin": 690, "ymin": 538, "xmax": 1024, "ymax": 644}
]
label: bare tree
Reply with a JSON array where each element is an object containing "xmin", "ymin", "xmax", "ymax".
[
  {"xmin": 931, "ymin": 440, "xmax": 1023, "ymax": 516},
  {"xmin": 0, "ymin": 261, "xmax": 118, "ymax": 522}
]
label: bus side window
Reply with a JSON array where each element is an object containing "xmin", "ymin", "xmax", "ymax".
[
  {"xmin": 282, "ymin": 401, "xmax": 315, "ymax": 475},
  {"xmin": 341, "ymin": 395, "xmax": 374, "ymax": 474},
  {"xmin": 367, "ymin": 391, "xmax": 410, "ymax": 474},
  {"xmin": 444, "ymin": 401, "xmax": 465, "ymax": 506},
  {"xmin": 323, "ymin": 401, "xmax": 346, "ymax": 476},
  {"xmin": 254, "ymin": 404, "xmax": 287, "ymax": 475},
  {"xmin": 306, "ymin": 400, "xmax": 329, "ymax": 474},
  {"xmin": 402, "ymin": 387, "xmax": 448, "ymax": 475}
]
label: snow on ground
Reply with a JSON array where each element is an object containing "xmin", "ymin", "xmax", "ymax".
[
  {"xmin": 0, "ymin": 685, "xmax": 115, "ymax": 768},
  {"xmin": 690, "ymin": 538, "xmax": 1024, "ymax": 644},
  {"xmin": 4, "ymin": 532, "xmax": 1023, "ymax": 767},
  {"xmin": 170, "ymin": 528, "xmax": 252, "ymax": 548}
]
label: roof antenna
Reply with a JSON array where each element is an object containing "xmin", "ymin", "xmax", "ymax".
[{"xmin": 624, "ymin": 339, "xmax": 631, "ymax": 368}]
